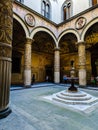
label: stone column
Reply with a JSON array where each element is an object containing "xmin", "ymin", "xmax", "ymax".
[
  {"xmin": 54, "ymin": 47, "xmax": 60, "ymax": 83},
  {"xmin": 78, "ymin": 42, "xmax": 86, "ymax": 87},
  {"xmin": 24, "ymin": 38, "xmax": 32, "ymax": 87},
  {"xmin": 0, "ymin": 0, "xmax": 13, "ymax": 118}
]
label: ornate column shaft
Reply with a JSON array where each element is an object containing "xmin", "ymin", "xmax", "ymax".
[
  {"xmin": 54, "ymin": 47, "xmax": 60, "ymax": 83},
  {"xmin": 24, "ymin": 38, "xmax": 32, "ymax": 87},
  {"xmin": 78, "ymin": 42, "xmax": 86, "ymax": 87},
  {"xmin": 0, "ymin": 0, "xmax": 13, "ymax": 118}
]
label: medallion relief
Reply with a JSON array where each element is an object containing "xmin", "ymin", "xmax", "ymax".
[
  {"xmin": 75, "ymin": 17, "xmax": 86, "ymax": 30},
  {"xmin": 24, "ymin": 13, "xmax": 35, "ymax": 27}
]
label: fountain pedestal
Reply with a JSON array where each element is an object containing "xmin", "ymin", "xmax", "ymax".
[
  {"xmin": 68, "ymin": 62, "xmax": 78, "ymax": 92},
  {"xmin": 68, "ymin": 78, "xmax": 78, "ymax": 92}
]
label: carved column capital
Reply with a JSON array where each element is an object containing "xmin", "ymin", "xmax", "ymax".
[
  {"xmin": 0, "ymin": 0, "xmax": 13, "ymax": 60},
  {"xmin": 26, "ymin": 38, "xmax": 34, "ymax": 45},
  {"xmin": 0, "ymin": 1, "xmax": 13, "ymax": 45},
  {"xmin": 54, "ymin": 47, "xmax": 60, "ymax": 51},
  {"xmin": 76, "ymin": 41, "xmax": 86, "ymax": 46},
  {"xmin": 0, "ymin": 43, "xmax": 12, "ymax": 60}
]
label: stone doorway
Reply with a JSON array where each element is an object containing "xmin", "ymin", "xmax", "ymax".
[{"xmin": 45, "ymin": 66, "xmax": 53, "ymax": 82}]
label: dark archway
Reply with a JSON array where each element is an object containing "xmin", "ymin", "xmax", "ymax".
[
  {"xmin": 85, "ymin": 22, "xmax": 98, "ymax": 79},
  {"xmin": 59, "ymin": 33, "xmax": 78, "ymax": 82},
  {"xmin": 12, "ymin": 19, "xmax": 26, "ymax": 85},
  {"xmin": 33, "ymin": 31, "xmax": 55, "ymax": 82}
]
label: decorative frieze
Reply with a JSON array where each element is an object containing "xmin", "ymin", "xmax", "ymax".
[
  {"xmin": 0, "ymin": 1, "xmax": 13, "ymax": 45},
  {"xmin": 0, "ymin": 43, "xmax": 12, "ymax": 58}
]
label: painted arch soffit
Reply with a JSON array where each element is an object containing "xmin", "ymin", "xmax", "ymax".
[
  {"xmin": 59, "ymin": 37, "xmax": 78, "ymax": 54},
  {"xmin": 32, "ymin": 31, "xmax": 56, "ymax": 54},
  {"xmin": 58, "ymin": 29, "xmax": 79, "ymax": 54},
  {"xmin": 30, "ymin": 27, "xmax": 57, "ymax": 44},
  {"xmin": 81, "ymin": 18, "xmax": 98, "ymax": 41},
  {"xmin": 58, "ymin": 32, "xmax": 78, "ymax": 54},
  {"xmin": 84, "ymin": 22, "xmax": 98, "ymax": 49},
  {"xmin": 13, "ymin": 13, "xmax": 30, "ymax": 38},
  {"xmin": 58, "ymin": 29, "xmax": 80, "ymax": 43}
]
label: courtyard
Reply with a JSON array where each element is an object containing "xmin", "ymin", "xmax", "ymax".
[{"xmin": 0, "ymin": 83, "xmax": 98, "ymax": 130}]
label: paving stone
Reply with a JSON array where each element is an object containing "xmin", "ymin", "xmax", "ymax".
[{"xmin": 0, "ymin": 84, "xmax": 98, "ymax": 130}]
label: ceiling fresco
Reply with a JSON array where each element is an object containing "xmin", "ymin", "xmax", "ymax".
[
  {"xmin": 33, "ymin": 31, "xmax": 55, "ymax": 54},
  {"xmin": 85, "ymin": 22, "xmax": 98, "ymax": 49},
  {"xmin": 59, "ymin": 33, "xmax": 78, "ymax": 54}
]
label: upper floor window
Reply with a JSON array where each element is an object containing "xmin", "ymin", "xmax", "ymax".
[
  {"xmin": 17, "ymin": 0, "xmax": 24, "ymax": 3},
  {"xmin": 63, "ymin": 0, "xmax": 71, "ymax": 20},
  {"xmin": 89, "ymin": 0, "xmax": 97, "ymax": 6},
  {"xmin": 42, "ymin": 0, "xmax": 50, "ymax": 19}
]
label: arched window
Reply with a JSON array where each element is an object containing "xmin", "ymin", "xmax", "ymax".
[
  {"xmin": 92, "ymin": 0, "xmax": 97, "ymax": 5},
  {"xmin": 46, "ymin": 4, "xmax": 50, "ymax": 18},
  {"xmin": 63, "ymin": 5, "xmax": 67, "ymax": 20},
  {"xmin": 89, "ymin": 0, "xmax": 97, "ymax": 6},
  {"xmin": 63, "ymin": 0, "xmax": 71, "ymax": 20},
  {"xmin": 42, "ymin": 1, "xmax": 46, "ymax": 16},
  {"xmin": 17, "ymin": 0, "xmax": 24, "ymax": 3},
  {"xmin": 42, "ymin": 0, "xmax": 50, "ymax": 19}
]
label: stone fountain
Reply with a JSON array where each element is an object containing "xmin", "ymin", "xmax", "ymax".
[
  {"xmin": 68, "ymin": 60, "xmax": 78, "ymax": 92},
  {"xmin": 43, "ymin": 61, "xmax": 98, "ymax": 113}
]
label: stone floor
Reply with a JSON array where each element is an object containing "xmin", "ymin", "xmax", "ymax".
[{"xmin": 0, "ymin": 83, "xmax": 98, "ymax": 130}]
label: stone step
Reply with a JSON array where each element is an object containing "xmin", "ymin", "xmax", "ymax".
[
  {"xmin": 52, "ymin": 90, "xmax": 98, "ymax": 105},
  {"xmin": 53, "ymin": 96, "xmax": 98, "ymax": 105},
  {"xmin": 60, "ymin": 90, "xmax": 87, "ymax": 97},
  {"xmin": 56, "ymin": 93, "xmax": 91, "ymax": 101}
]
